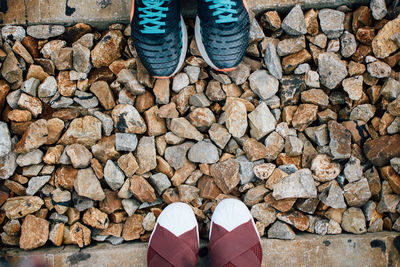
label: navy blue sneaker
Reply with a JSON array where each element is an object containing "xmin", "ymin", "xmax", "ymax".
[
  {"xmin": 130, "ymin": 0, "xmax": 188, "ymax": 78},
  {"xmin": 195, "ymin": 0, "xmax": 250, "ymax": 72}
]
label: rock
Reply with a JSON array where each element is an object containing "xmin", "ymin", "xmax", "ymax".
[
  {"xmin": 341, "ymin": 207, "xmax": 366, "ymax": 234},
  {"xmin": 129, "ymin": 175, "xmax": 156, "ymax": 203},
  {"xmin": 242, "ymin": 138, "xmax": 267, "ymax": 161},
  {"xmin": 58, "ymin": 116, "xmax": 102, "ymax": 147},
  {"xmin": 381, "ymin": 78, "xmax": 400, "ymax": 101},
  {"xmin": 272, "ymin": 169, "xmax": 317, "ymax": 200},
  {"xmin": 92, "ymin": 111, "xmax": 114, "ymax": 137},
  {"xmin": 189, "ymin": 93, "xmax": 211, "ymax": 107},
  {"xmin": 0, "ymin": 122, "xmax": 11, "ymax": 158},
  {"xmin": 16, "ymin": 149, "xmax": 43, "ymax": 167},
  {"xmin": 188, "ymin": 140, "xmax": 219, "ymax": 164},
  {"xmin": 178, "ymin": 184, "xmax": 200, "ymax": 203},
  {"xmin": 74, "ymin": 91, "xmax": 99, "ymax": 109},
  {"xmin": 26, "ymin": 175, "xmax": 51, "ymax": 195},
  {"xmin": 70, "ymin": 222, "xmax": 91, "ymax": 248},
  {"xmin": 282, "ymin": 49, "xmax": 312, "ymax": 73},
  {"xmin": 112, "ymin": 104, "xmax": 146, "ymax": 134},
  {"xmin": 277, "ymin": 211, "xmax": 310, "ymax": 231},
  {"xmin": 343, "ymin": 156, "xmax": 363, "ymax": 183},
  {"xmin": 349, "ymin": 104, "xmax": 375, "ymax": 122},
  {"xmin": 164, "ymin": 142, "xmax": 193, "ymax": 170},
  {"xmin": 82, "ymin": 207, "xmax": 109, "ymax": 229},
  {"xmin": 172, "ymin": 73, "xmax": 189, "ymax": 93},
  {"xmin": 281, "ymin": 5, "xmax": 307, "ymax": 36},
  {"xmin": 304, "ymin": 71, "xmax": 320, "ymax": 88},
  {"xmin": 91, "ymin": 135, "xmax": 120, "ymax": 164},
  {"xmin": 206, "ymin": 80, "xmax": 226, "ymax": 101},
  {"xmin": 210, "ymin": 158, "xmax": 240, "ymax": 194},
  {"xmin": 149, "ymin": 173, "xmax": 171, "ymax": 195},
  {"xmin": 249, "ymin": 70, "xmax": 279, "ymax": 100},
  {"xmin": 18, "ymin": 93, "xmax": 42, "ymax": 117},
  {"xmin": 235, "ymin": 156, "xmax": 262, "ymax": 184},
  {"xmin": 115, "ymin": 133, "xmax": 138, "ymax": 152},
  {"xmin": 121, "ymin": 199, "xmax": 140, "ymax": 216},
  {"xmin": 187, "ymin": 107, "xmax": 215, "ymax": 131},
  {"xmin": 21, "ymin": 78, "xmax": 39, "ymax": 97},
  {"xmin": 91, "ymin": 30, "xmax": 124, "ymax": 68},
  {"xmin": 254, "ymin": 163, "xmax": 276, "ymax": 180},
  {"xmin": 367, "ymin": 61, "xmax": 391, "ymax": 78},
  {"xmin": 171, "ymin": 158, "xmax": 196, "ymax": 186},
  {"xmin": 20, "ymin": 215, "xmax": 49, "ymax": 250},
  {"xmin": 122, "ymin": 214, "xmax": 144, "ymax": 241},
  {"xmin": 388, "ymin": 97, "xmax": 400, "ymax": 116},
  {"xmin": 318, "ymin": 52, "xmax": 348, "ymax": 89},
  {"xmin": 328, "ymin": 120, "xmax": 352, "ymax": 160},
  {"xmin": 251, "ymin": 203, "xmax": 277, "ymax": 227},
  {"xmin": 363, "ymin": 134, "xmax": 400, "ymax": 167},
  {"xmin": 1, "ymin": 51, "xmax": 23, "ymax": 84},
  {"xmin": 248, "ymin": 102, "xmax": 277, "ymax": 140},
  {"xmin": 319, "ymin": 184, "xmax": 346, "ymax": 209},
  {"xmin": 208, "ymin": 123, "xmax": 231, "ymax": 149},
  {"xmin": 117, "ymin": 69, "xmax": 145, "ymax": 96},
  {"xmin": 292, "ymin": 104, "xmax": 318, "ymax": 131},
  {"xmin": 264, "ymin": 132, "xmax": 285, "ymax": 161},
  {"xmin": 340, "ymin": 31, "xmax": 357, "ymax": 58},
  {"xmin": 90, "ymin": 81, "xmax": 115, "ymax": 110},
  {"xmin": 343, "ymin": 178, "xmax": 371, "ymax": 207},
  {"xmin": 318, "ymin": 9, "xmax": 345, "ymax": 38},
  {"xmin": 135, "ymin": 136, "xmax": 157, "ymax": 175},
  {"xmin": 264, "ymin": 42, "xmax": 283, "ymax": 80},
  {"xmin": 371, "ymin": 0, "xmax": 387, "ymax": 20},
  {"xmin": 261, "ymin": 10, "xmax": 281, "ymax": 31},
  {"xmin": 74, "ymin": 168, "xmax": 105, "ymax": 201},
  {"xmin": 342, "ymin": 76, "xmax": 363, "ymax": 101},
  {"xmin": 285, "ymin": 136, "xmax": 303, "ymax": 157},
  {"xmin": 38, "ymin": 76, "xmax": 57, "ymax": 98},
  {"xmin": 277, "ymin": 36, "xmax": 306, "ymax": 57},
  {"xmin": 2, "ymin": 196, "xmax": 44, "ymax": 219},
  {"xmin": 243, "ymin": 185, "xmax": 268, "ymax": 206},
  {"xmin": 142, "ymin": 212, "xmax": 156, "ymax": 232},
  {"xmin": 372, "ymin": 14, "xmax": 400, "ymax": 58},
  {"xmin": 27, "ymin": 25, "xmax": 65, "ymax": 39},
  {"xmin": 391, "ymin": 158, "xmax": 400, "ymax": 174},
  {"xmin": 51, "ymin": 188, "xmax": 71, "ymax": 214},
  {"xmin": 311, "ymin": 154, "xmax": 340, "ymax": 182},
  {"xmin": 73, "ymin": 43, "xmax": 92, "ymax": 74},
  {"xmin": 2, "ymin": 25, "xmax": 26, "ymax": 43},
  {"xmin": 268, "ymin": 221, "xmax": 296, "ymax": 240},
  {"xmin": 65, "ymin": 143, "xmax": 92, "ymax": 169},
  {"xmin": 104, "ymin": 160, "xmax": 125, "ymax": 191},
  {"xmin": 170, "ymin": 117, "xmax": 203, "ymax": 141}
]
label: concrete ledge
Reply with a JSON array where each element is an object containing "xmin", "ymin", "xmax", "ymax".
[
  {"xmin": 0, "ymin": 0, "xmax": 370, "ymax": 29},
  {"xmin": 2, "ymin": 232, "xmax": 400, "ymax": 267}
]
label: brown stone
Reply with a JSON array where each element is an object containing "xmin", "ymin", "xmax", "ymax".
[
  {"xmin": 265, "ymin": 168, "xmax": 288, "ymax": 190},
  {"xmin": 187, "ymin": 107, "xmax": 216, "ymax": 131},
  {"xmin": 88, "ymin": 67, "xmax": 115, "ymax": 84},
  {"xmin": 277, "ymin": 211, "xmax": 310, "ymax": 231},
  {"xmin": 352, "ymin": 44, "xmax": 372, "ymax": 63},
  {"xmin": 155, "ymin": 156, "xmax": 174, "ymax": 178},
  {"xmin": 90, "ymin": 158, "xmax": 104, "ymax": 179},
  {"xmin": 122, "ymin": 214, "xmax": 144, "ymax": 241},
  {"xmin": 292, "ymin": 104, "xmax": 318, "ymax": 131},
  {"xmin": 57, "ymin": 71, "xmax": 76, "ymax": 97},
  {"xmin": 352, "ymin": 6, "xmax": 372, "ymax": 33},
  {"xmin": 90, "ymin": 81, "xmax": 115, "ymax": 110},
  {"xmin": 49, "ymin": 223, "xmax": 65, "ymax": 246},
  {"xmin": 17, "ymin": 93, "xmax": 42, "ymax": 117},
  {"xmin": 46, "ymin": 118, "xmax": 65, "ymax": 145},
  {"xmin": 118, "ymin": 152, "xmax": 139, "ymax": 177},
  {"xmin": 129, "ymin": 175, "xmax": 156, "ymax": 203},
  {"xmin": 63, "ymin": 23, "xmax": 92, "ymax": 44},
  {"xmin": 380, "ymin": 166, "xmax": 400, "ymax": 194},
  {"xmin": 144, "ymin": 106, "xmax": 167, "ymax": 136},
  {"xmin": 264, "ymin": 193, "xmax": 296, "ymax": 212},
  {"xmin": 4, "ymin": 180, "xmax": 26, "ymax": 195},
  {"xmin": 153, "ymin": 78, "xmax": 170, "ymax": 104},
  {"xmin": 67, "ymin": 208, "xmax": 80, "ymax": 225},
  {"xmin": 198, "ymin": 176, "xmax": 222, "ymax": 199},
  {"xmin": 70, "ymin": 222, "xmax": 91, "ymax": 248},
  {"xmin": 55, "ymin": 166, "xmax": 77, "ymax": 191},
  {"xmin": 261, "ymin": 10, "xmax": 282, "ymax": 31},
  {"xmin": 91, "ymin": 30, "xmax": 125, "ymax": 68},
  {"xmin": 52, "ymin": 108, "xmax": 80, "ymax": 121},
  {"xmin": 14, "ymin": 119, "xmax": 48, "ymax": 153},
  {"xmin": 162, "ymin": 188, "xmax": 180, "ymax": 204},
  {"xmin": 242, "ymin": 137, "xmax": 267, "ymax": 161},
  {"xmin": 0, "ymin": 80, "xmax": 10, "ymax": 112},
  {"xmin": 91, "ymin": 135, "xmax": 120, "ymax": 164},
  {"xmin": 363, "ymin": 134, "xmax": 400, "ymax": 167},
  {"xmin": 157, "ymin": 102, "xmax": 179, "ymax": 119},
  {"xmin": 109, "ymin": 58, "xmax": 136, "ymax": 75},
  {"xmin": 82, "ymin": 207, "xmax": 109, "ymax": 229},
  {"xmin": 112, "ymin": 104, "xmax": 147, "ymax": 134},
  {"xmin": 99, "ymin": 190, "xmax": 123, "ymax": 214},
  {"xmin": 243, "ymin": 185, "xmax": 268, "ymax": 206},
  {"xmin": 172, "ymin": 86, "xmax": 196, "ymax": 115},
  {"xmin": 329, "ymin": 120, "xmax": 352, "ymax": 160},
  {"xmin": 210, "ymin": 158, "xmax": 240, "ymax": 194},
  {"xmin": 7, "ymin": 109, "xmax": 31, "ymax": 122},
  {"xmin": 171, "ymin": 158, "xmax": 196, "ymax": 186},
  {"xmin": 26, "ymin": 64, "xmax": 49, "ymax": 82},
  {"xmin": 100, "ymin": 223, "xmax": 123, "ymax": 237},
  {"xmin": 58, "ymin": 116, "xmax": 102, "ymax": 147},
  {"xmin": 356, "ymin": 27, "xmax": 375, "ymax": 45},
  {"xmin": 22, "ymin": 36, "xmax": 40, "ymax": 59},
  {"xmin": 20, "ymin": 215, "xmax": 49, "ymax": 250},
  {"xmin": 372, "ymin": 15, "xmax": 400, "ymax": 59},
  {"xmin": 304, "ymin": 9, "xmax": 319, "ymax": 36},
  {"xmin": 136, "ymin": 91, "xmax": 155, "ymax": 113},
  {"xmin": 282, "ymin": 49, "xmax": 312, "ymax": 74}
]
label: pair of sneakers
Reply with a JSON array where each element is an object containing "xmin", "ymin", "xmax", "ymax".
[
  {"xmin": 147, "ymin": 199, "xmax": 262, "ymax": 267},
  {"xmin": 130, "ymin": 0, "xmax": 250, "ymax": 78}
]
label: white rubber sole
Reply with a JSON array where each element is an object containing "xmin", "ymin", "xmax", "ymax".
[
  {"xmin": 210, "ymin": 198, "xmax": 261, "ymax": 242},
  {"xmin": 156, "ymin": 15, "xmax": 188, "ymax": 78},
  {"xmin": 149, "ymin": 202, "xmax": 199, "ymax": 246}
]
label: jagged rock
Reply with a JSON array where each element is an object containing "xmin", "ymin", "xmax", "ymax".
[{"xmin": 272, "ymin": 169, "xmax": 317, "ymax": 200}]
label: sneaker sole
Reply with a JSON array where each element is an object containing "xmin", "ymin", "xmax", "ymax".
[
  {"xmin": 153, "ymin": 15, "xmax": 188, "ymax": 79},
  {"xmin": 194, "ymin": 16, "xmax": 239, "ymax": 73}
]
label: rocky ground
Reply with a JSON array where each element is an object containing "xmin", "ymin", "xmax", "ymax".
[{"xmin": 0, "ymin": 0, "xmax": 400, "ymax": 251}]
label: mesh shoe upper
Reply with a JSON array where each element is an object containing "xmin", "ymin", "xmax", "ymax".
[
  {"xmin": 131, "ymin": 0, "xmax": 183, "ymax": 77},
  {"xmin": 197, "ymin": 0, "xmax": 250, "ymax": 70}
]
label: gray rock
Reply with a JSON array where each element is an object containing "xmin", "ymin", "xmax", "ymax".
[
  {"xmin": 235, "ymin": 156, "xmax": 264, "ymax": 185},
  {"xmin": 149, "ymin": 173, "xmax": 171, "ymax": 195},
  {"xmin": 362, "ymin": 201, "xmax": 377, "ymax": 221},
  {"xmin": 172, "ymin": 73, "xmax": 189, "ymax": 93},
  {"xmin": 249, "ymin": 70, "xmax": 279, "ymax": 100},
  {"xmin": 367, "ymin": 61, "xmax": 391, "ymax": 78},
  {"xmin": 319, "ymin": 184, "xmax": 347, "ymax": 209},
  {"xmin": 2, "ymin": 26, "xmax": 26, "ymax": 43},
  {"xmin": 340, "ymin": 31, "xmax": 357, "ymax": 58},
  {"xmin": 267, "ymin": 221, "xmax": 296, "ymax": 240},
  {"xmin": 117, "ymin": 69, "xmax": 145, "ymax": 96},
  {"xmin": 122, "ymin": 198, "xmax": 140, "ymax": 216},
  {"xmin": 318, "ymin": 52, "xmax": 348, "ymax": 89},
  {"xmin": 184, "ymin": 65, "xmax": 200, "ymax": 84},
  {"xmin": 305, "ymin": 71, "xmax": 320, "ymax": 88},
  {"xmin": 294, "ymin": 63, "xmax": 311, "ymax": 74},
  {"xmin": 227, "ymin": 62, "xmax": 251, "ymax": 85},
  {"xmin": 74, "ymin": 90, "xmax": 99, "ymax": 108},
  {"xmin": 73, "ymin": 43, "xmax": 92, "ymax": 74},
  {"xmin": 106, "ymin": 236, "xmax": 124, "ymax": 246},
  {"xmin": 104, "ymin": 160, "xmax": 125, "ymax": 191},
  {"xmin": 281, "ymin": 5, "xmax": 307, "ymax": 36},
  {"xmin": 328, "ymin": 120, "xmax": 351, "ymax": 160},
  {"xmin": 16, "ymin": 149, "xmax": 43, "ymax": 167},
  {"xmin": 343, "ymin": 178, "xmax": 372, "ymax": 207},
  {"xmin": 22, "ymin": 164, "xmax": 44, "ymax": 177},
  {"xmin": 188, "ymin": 140, "xmax": 219, "ymax": 164},
  {"xmin": 69, "ymin": 71, "xmax": 87, "ymax": 81},
  {"xmin": 381, "ymin": 78, "xmax": 400, "ymax": 101},
  {"xmin": 49, "ymin": 213, "xmax": 68, "ymax": 224},
  {"xmin": 377, "ymin": 192, "xmax": 400, "ymax": 213},
  {"xmin": 349, "ymin": 104, "xmax": 376, "ymax": 122},
  {"xmin": 341, "ymin": 207, "xmax": 366, "ymax": 234},
  {"xmin": 344, "ymin": 156, "xmax": 363, "ymax": 183},
  {"xmin": 115, "ymin": 133, "xmax": 138, "ymax": 152},
  {"xmin": 387, "ymin": 117, "xmax": 400, "ymax": 135},
  {"xmin": 264, "ymin": 43, "xmax": 282, "ymax": 80},
  {"xmin": 285, "ymin": 136, "xmax": 303, "ymax": 157},
  {"xmin": 1, "ymin": 50, "xmax": 22, "ymax": 84},
  {"xmin": 371, "ymin": 0, "xmax": 387, "ymax": 20},
  {"xmin": 26, "ymin": 176, "xmax": 51, "ymax": 196},
  {"xmin": 278, "ymin": 164, "xmax": 298, "ymax": 174},
  {"xmin": 50, "ymin": 93, "xmax": 73, "ymax": 109},
  {"xmin": 248, "ymin": 102, "xmax": 277, "ymax": 140},
  {"xmin": 38, "ymin": 76, "xmax": 57, "ymax": 98},
  {"xmin": 93, "ymin": 111, "xmax": 114, "ymax": 137},
  {"xmin": 164, "ymin": 142, "xmax": 193, "ymax": 170},
  {"xmin": 251, "ymin": 203, "xmax": 277, "ymax": 227},
  {"xmin": 178, "ymin": 184, "xmax": 200, "ymax": 203},
  {"xmin": 264, "ymin": 132, "xmax": 285, "ymax": 161},
  {"xmin": 208, "ymin": 123, "xmax": 231, "ymax": 149},
  {"xmin": 0, "ymin": 122, "xmax": 12, "ymax": 158},
  {"xmin": 318, "ymin": 9, "xmax": 345, "ymax": 39},
  {"xmin": 277, "ymin": 36, "xmax": 306, "ymax": 56},
  {"xmin": 272, "ymin": 169, "xmax": 317, "ymax": 200},
  {"xmin": 0, "ymin": 152, "xmax": 17, "ymax": 179},
  {"xmin": 6, "ymin": 90, "xmax": 22, "ymax": 109},
  {"xmin": 342, "ymin": 76, "xmax": 363, "ymax": 101},
  {"xmin": 21, "ymin": 78, "xmax": 40, "ymax": 97},
  {"xmin": 390, "ymin": 157, "xmax": 400, "ymax": 174},
  {"xmin": 189, "ymin": 93, "xmax": 211, "ymax": 107},
  {"xmin": 73, "ymin": 192, "xmax": 94, "ymax": 212},
  {"xmin": 27, "ymin": 25, "xmax": 65, "ymax": 39},
  {"xmin": 275, "ymin": 122, "xmax": 296, "ymax": 138}
]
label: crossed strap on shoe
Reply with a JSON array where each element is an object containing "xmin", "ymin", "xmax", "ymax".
[
  {"xmin": 148, "ymin": 224, "xmax": 198, "ymax": 267},
  {"xmin": 209, "ymin": 219, "xmax": 262, "ymax": 267}
]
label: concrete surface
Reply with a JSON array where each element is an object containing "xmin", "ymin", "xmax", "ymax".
[
  {"xmin": 0, "ymin": 0, "xmax": 370, "ymax": 29},
  {"xmin": 2, "ymin": 232, "xmax": 400, "ymax": 267}
]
